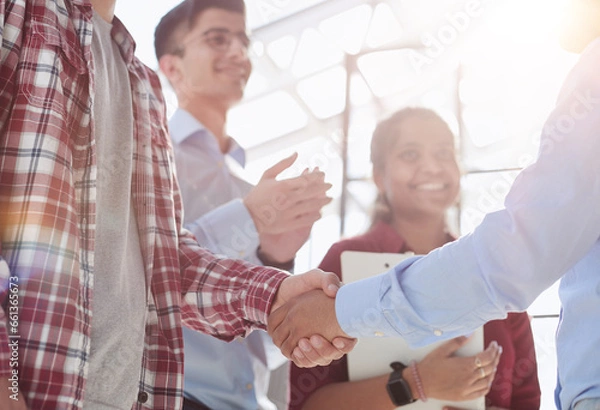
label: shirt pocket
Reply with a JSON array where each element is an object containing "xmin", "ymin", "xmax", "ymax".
[{"xmin": 19, "ymin": 20, "xmax": 87, "ymax": 117}]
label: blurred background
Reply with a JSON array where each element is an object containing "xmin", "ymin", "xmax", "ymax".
[{"xmin": 117, "ymin": 1, "xmax": 578, "ymax": 408}]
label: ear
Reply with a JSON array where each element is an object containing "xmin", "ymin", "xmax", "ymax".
[
  {"xmin": 158, "ymin": 54, "xmax": 182, "ymax": 88},
  {"xmin": 372, "ymin": 166, "xmax": 385, "ymax": 194}
]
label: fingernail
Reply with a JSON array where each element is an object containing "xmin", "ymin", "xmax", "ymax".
[
  {"xmin": 293, "ymin": 349, "xmax": 304, "ymax": 360},
  {"xmin": 498, "ymin": 346, "xmax": 503, "ymax": 355},
  {"xmin": 299, "ymin": 339, "xmax": 312, "ymax": 352},
  {"xmin": 312, "ymin": 337, "xmax": 323, "ymax": 348},
  {"xmin": 328, "ymin": 284, "xmax": 340, "ymax": 293},
  {"xmin": 490, "ymin": 340, "xmax": 498, "ymax": 349},
  {"xmin": 333, "ymin": 339, "xmax": 345, "ymax": 349}
]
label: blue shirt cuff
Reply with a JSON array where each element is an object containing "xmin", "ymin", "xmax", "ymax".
[
  {"xmin": 336, "ymin": 266, "xmax": 403, "ymax": 339},
  {"xmin": 187, "ymin": 199, "xmax": 260, "ymax": 262},
  {"xmin": 336, "ymin": 256, "xmax": 452, "ymax": 347}
]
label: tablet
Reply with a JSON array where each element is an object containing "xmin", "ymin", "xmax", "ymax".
[{"xmin": 341, "ymin": 250, "xmax": 485, "ymax": 410}]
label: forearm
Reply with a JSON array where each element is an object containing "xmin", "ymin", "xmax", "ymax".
[
  {"xmin": 257, "ymin": 246, "xmax": 294, "ymax": 271},
  {"xmin": 338, "ymin": 81, "xmax": 600, "ymax": 344},
  {"xmin": 173, "ymin": 163, "xmax": 288, "ymax": 337},
  {"xmin": 303, "ymin": 374, "xmax": 395, "ymax": 410},
  {"xmin": 178, "ymin": 228, "xmax": 289, "ymax": 339}
]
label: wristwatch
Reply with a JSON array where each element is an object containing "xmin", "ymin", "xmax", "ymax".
[{"xmin": 386, "ymin": 361, "xmax": 417, "ymax": 406}]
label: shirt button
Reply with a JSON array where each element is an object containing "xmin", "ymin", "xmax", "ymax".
[
  {"xmin": 433, "ymin": 330, "xmax": 443, "ymax": 337},
  {"xmin": 374, "ymin": 331, "xmax": 385, "ymax": 337},
  {"xmin": 246, "ymin": 383, "xmax": 253, "ymax": 390},
  {"xmin": 137, "ymin": 391, "xmax": 149, "ymax": 403}
]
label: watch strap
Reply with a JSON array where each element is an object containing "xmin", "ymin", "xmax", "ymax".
[{"xmin": 386, "ymin": 361, "xmax": 417, "ymax": 406}]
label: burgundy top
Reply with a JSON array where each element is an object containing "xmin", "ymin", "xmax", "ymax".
[{"xmin": 289, "ymin": 221, "xmax": 541, "ymax": 410}]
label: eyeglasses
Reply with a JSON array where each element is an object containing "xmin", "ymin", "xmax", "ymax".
[{"xmin": 173, "ymin": 28, "xmax": 251, "ymax": 56}]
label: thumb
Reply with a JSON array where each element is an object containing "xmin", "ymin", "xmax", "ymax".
[
  {"xmin": 260, "ymin": 152, "xmax": 298, "ymax": 181},
  {"xmin": 433, "ymin": 335, "xmax": 470, "ymax": 357},
  {"xmin": 299, "ymin": 269, "xmax": 341, "ymax": 298},
  {"xmin": 319, "ymin": 271, "xmax": 342, "ymax": 297}
]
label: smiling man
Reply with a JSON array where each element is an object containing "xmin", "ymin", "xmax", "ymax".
[
  {"xmin": 154, "ymin": 1, "xmax": 336, "ymax": 409},
  {"xmin": 0, "ymin": 0, "xmax": 351, "ymax": 409}
]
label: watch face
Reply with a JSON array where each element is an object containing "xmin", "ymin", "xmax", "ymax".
[{"xmin": 386, "ymin": 378, "xmax": 413, "ymax": 406}]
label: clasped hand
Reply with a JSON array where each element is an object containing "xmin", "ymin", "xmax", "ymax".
[{"xmin": 269, "ymin": 271, "xmax": 357, "ymax": 367}]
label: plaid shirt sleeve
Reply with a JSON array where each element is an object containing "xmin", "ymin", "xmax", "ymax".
[
  {"xmin": 170, "ymin": 145, "xmax": 290, "ymax": 340},
  {"xmin": 0, "ymin": 0, "xmax": 15, "ymax": 379},
  {"xmin": 178, "ymin": 228, "xmax": 289, "ymax": 339},
  {"xmin": 0, "ymin": 2, "xmax": 291, "ymax": 407}
]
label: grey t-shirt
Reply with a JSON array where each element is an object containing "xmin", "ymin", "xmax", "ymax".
[{"xmin": 83, "ymin": 12, "xmax": 147, "ymax": 410}]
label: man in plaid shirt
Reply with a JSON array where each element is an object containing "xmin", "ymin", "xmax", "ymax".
[{"xmin": 0, "ymin": 1, "xmax": 354, "ymax": 409}]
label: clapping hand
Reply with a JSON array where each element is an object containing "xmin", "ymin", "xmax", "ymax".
[{"xmin": 244, "ymin": 153, "xmax": 332, "ymax": 264}]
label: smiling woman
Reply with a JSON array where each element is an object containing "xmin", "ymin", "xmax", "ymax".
[
  {"xmin": 288, "ymin": 107, "xmax": 541, "ymax": 410},
  {"xmin": 369, "ymin": 108, "xmax": 460, "ymax": 247}
]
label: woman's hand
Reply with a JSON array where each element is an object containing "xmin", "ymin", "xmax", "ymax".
[{"xmin": 414, "ymin": 336, "xmax": 502, "ymax": 402}]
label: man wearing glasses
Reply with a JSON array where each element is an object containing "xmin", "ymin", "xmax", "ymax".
[{"xmin": 154, "ymin": 1, "xmax": 333, "ymax": 409}]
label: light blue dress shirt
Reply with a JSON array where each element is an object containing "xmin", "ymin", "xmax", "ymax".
[
  {"xmin": 336, "ymin": 38, "xmax": 600, "ymax": 410},
  {"xmin": 170, "ymin": 109, "xmax": 286, "ymax": 410}
]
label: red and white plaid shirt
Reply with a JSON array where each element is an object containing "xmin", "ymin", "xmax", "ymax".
[{"xmin": 0, "ymin": 1, "xmax": 288, "ymax": 409}]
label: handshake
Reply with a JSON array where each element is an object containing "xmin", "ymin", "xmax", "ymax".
[{"xmin": 267, "ymin": 269, "xmax": 358, "ymax": 368}]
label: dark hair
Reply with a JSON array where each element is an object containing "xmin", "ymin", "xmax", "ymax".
[
  {"xmin": 370, "ymin": 107, "xmax": 455, "ymax": 224},
  {"xmin": 154, "ymin": 0, "xmax": 246, "ymax": 60}
]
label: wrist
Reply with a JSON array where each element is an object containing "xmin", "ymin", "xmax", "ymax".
[
  {"xmin": 402, "ymin": 367, "xmax": 418, "ymax": 401},
  {"xmin": 408, "ymin": 360, "xmax": 427, "ymax": 402},
  {"xmin": 386, "ymin": 361, "xmax": 416, "ymax": 406},
  {"xmin": 257, "ymin": 246, "xmax": 295, "ymax": 271},
  {"xmin": 243, "ymin": 196, "xmax": 266, "ymax": 234}
]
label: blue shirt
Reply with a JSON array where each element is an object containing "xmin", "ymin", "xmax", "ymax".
[
  {"xmin": 336, "ymin": 38, "xmax": 600, "ymax": 410},
  {"xmin": 170, "ymin": 109, "xmax": 286, "ymax": 410}
]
